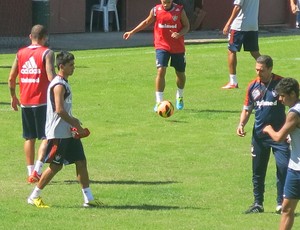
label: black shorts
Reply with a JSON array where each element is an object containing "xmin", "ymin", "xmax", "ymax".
[
  {"xmin": 228, "ymin": 30, "xmax": 259, "ymax": 52},
  {"xmin": 155, "ymin": 49, "xmax": 186, "ymax": 72},
  {"xmin": 21, "ymin": 106, "xmax": 47, "ymax": 140},
  {"xmin": 44, "ymin": 138, "xmax": 86, "ymax": 165}
]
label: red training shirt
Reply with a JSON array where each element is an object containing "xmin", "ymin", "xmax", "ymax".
[{"xmin": 153, "ymin": 3, "xmax": 185, "ymax": 53}]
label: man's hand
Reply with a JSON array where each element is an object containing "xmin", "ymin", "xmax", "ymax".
[
  {"xmin": 237, "ymin": 123, "xmax": 246, "ymax": 137},
  {"xmin": 11, "ymin": 96, "xmax": 20, "ymax": 111}
]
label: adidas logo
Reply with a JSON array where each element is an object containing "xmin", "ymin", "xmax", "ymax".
[{"xmin": 20, "ymin": 57, "xmax": 41, "ymax": 75}]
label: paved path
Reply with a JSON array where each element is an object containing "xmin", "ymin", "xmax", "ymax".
[
  {"xmin": 49, "ymin": 30, "xmax": 225, "ymax": 51},
  {"xmin": 49, "ymin": 28, "xmax": 300, "ymax": 51},
  {"xmin": 1, "ymin": 28, "xmax": 300, "ymax": 54}
]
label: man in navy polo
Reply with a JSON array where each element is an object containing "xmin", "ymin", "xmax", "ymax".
[{"xmin": 237, "ymin": 55, "xmax": 290, "ymax": 214}]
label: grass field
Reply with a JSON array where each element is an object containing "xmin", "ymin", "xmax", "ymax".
[{"xmin": 0, "ymin": 35, "xmax": 300, "ymax": 229}]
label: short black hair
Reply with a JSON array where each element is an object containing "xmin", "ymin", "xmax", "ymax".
[
  {"xmin": 276, "ymin": 77, "xmax": 299, "ymax": 98},
  {"xmin": 56, "ymin": 51, "xmax": 75, "ymax": 70},
  {"xmin": 256, "ymin": 55, "xmax": 273, "ymax": 68}
]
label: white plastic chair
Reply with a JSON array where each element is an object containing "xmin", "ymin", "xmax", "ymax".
[{"xmin": 90, "ymin": 0, "xmax": 120, "ymax": 32}]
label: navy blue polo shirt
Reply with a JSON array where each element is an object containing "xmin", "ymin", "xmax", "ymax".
[{"xmin": 243, "ymin": 74, "xmax": 286, "ymax": 138}]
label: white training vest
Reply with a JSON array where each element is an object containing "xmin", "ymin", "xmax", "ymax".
[
  {"xmin": 45, "ymin": 76, "xmax": 73, "ymax": 139},
  {"xmin": 288, "ymin": 102, "xmax": 300, "ymax": 171}
]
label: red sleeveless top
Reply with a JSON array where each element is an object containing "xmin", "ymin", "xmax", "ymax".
[
  {"xmin": 17, "ymin": 45, "xmax": 50, "ymax": 106},
  {"xmin": 153, "ymin": 3, "xmax": 185, "ymax": 53}
]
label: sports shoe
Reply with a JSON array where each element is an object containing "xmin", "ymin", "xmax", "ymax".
[
  {"xmin": 244, "ymin": 203, "xmax": 264, "ymax": 214},
  {"xmin": 176, "ymin": 97, "xmax": 184, "ymax": 110},
  {"xmin": 154, "ymin": 102, "xmax": 160, "ymax": 112},
  {"xmin": 275, "ymin": 205, "xmax": 282, "ymax": 214},
  {"xmin": 27, "ymin": 171, "xmax": 41, "ymax": 184},
  {"xmin": 221, "ymin": 82, "xmax": 239, "ymax": 89},
  {"xmin": 83, "ymin": 200, "xmax": 105, "ymax": 208},
  {"xmin": 27, "ymin": 197, "xmax": 49, "ymax": 208}
]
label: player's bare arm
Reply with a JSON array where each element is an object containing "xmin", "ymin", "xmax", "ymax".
[
  {"xmin": 8, "ymin": 57, "xmax": 20, "ymax": 111},
  {"xmin": 45, "ymin": 50, "xmax": 56, "ymax": 81},
  {"xmin": 237, "ymin": 109, "xmax": 251, "ymax": 137},
  {"xmin": 123, "ymin": 9, "xmax": 155, "ymax": 40},
  {"xmin": 290, "ymin": 0, "xmax": 298, "ymax": 14},
  {"xmin": 170, "ymin": 9, "xmax": 190, "ymax": 39},
  {"xmin": 223, "ymin": 5, "xmax": 241, "ymax": 35},
  {"xmin": 263, "ymin": 111, "xmax": 299, "ymax": 142},
  {"xmin": 53, "ymin": 84, "xmax": 84, "ymax": 134}
]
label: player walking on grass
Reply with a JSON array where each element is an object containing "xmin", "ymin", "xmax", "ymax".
[
  {"xmin": 222, "ymin": 0, "xmax": 261, "ymax": 89},
  {"xmin": 28, "ymin": 51, "xmax": 101, "ymax": 208},
  {"xmin": 123, "ymin": 0, "xmax": 190, "ymax": 111},
  {"xmin": 263, "ymin": 78, "xmax": 300, "ymax": 230},
  {"xmin": 8, "ymin": 24, "xmax": 55, "ymax": 183},
  {"xmin": 290, "ymin": 0, "xmax": 300, "ymax": 29},
  {"xmin": 237, "ymin": 55, "xmax": 290, "ymax": 214}
]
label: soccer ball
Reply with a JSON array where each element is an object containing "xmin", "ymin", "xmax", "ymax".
[{"xmin": 157, "ymin": 100, "xmax": 174, "ymax": 118}]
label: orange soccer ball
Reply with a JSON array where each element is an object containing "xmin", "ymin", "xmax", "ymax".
[{"xmin": 157, "ymin": 100, "xmax": 174, "ymax": 118}]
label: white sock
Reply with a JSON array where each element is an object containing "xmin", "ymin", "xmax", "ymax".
[
  {"xmin": 82, "ymin": 187, "xmax": 94, "ymax": 203},
  {"xmin": 27, "ymin": 165, "xmax": 34, "ymax": 176},
  {"xmin": 29, "ymin": 186, "xmax": 42, "ymax": 199},
  {"xmin": 229, "ymin": 74, "xmax": 237, "ymax": 85},
  {"xmin": 33, "ymin": 160, "xmax": 44, "ymax": 175},
  {"xmin": 176, "ymin": 88, "xmax": 184, "ymax": 99},
  {"xmin": 155, "ymin": 92, "xmax": 163, "ymax": 103}
]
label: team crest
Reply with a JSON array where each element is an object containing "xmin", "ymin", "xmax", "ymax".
[
  {"xmin": 252, "ymin": 88, "xmax": 261, "ymax": 100},
  {"xmin": 272, "ymin": 89, "xmax": 278, "ymax": 97},
  {"xmin": 173, "ymin": 15, "xmax": 178, "ymax": 21}
]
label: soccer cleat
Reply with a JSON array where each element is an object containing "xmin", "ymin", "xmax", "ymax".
[
  {"xmin": 154, "ymin": 102, "xmax": 160, "ymax": 113},
  {"xmin": 27, "ymin": 197, "xmax": 49, "ymax": 208},
  {"xmin": 176, "ymin": 97, "xmax": 184, "ymax": 110},
  {"xmin": 27, "ymin": 171, "xmax": 41, "ymax": 184},
  {"xmin": 221, "ymin": 82, "xmax": 239, "ymax": 89},
  {"xmin": 275, "ymin": 205, "xmax": 282, "ymax": 214},
  {"xmin": 83, "ymin": 200, "xmax": 105, "ymax": 208},
  {"xmin": 244, "ymin": 203, "xmax": 264, "ymax": 214}
]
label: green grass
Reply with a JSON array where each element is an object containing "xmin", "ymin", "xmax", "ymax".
[{"xmin": 1, "ymin": 35, "xmax": 300, "ymax": 229}]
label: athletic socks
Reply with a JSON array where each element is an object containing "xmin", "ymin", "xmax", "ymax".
[
  {"xmin": 27, "ymin": 165, "xmax": 34, "ymax": 176},
  {"xmin": 155, "ymin": 91, "xmax": 163, "ymax": 103},
  {"xmin": 29, "ymin": 186, "xmax": 42, "ymax": 199},
  {"xmin": 176, "ymin": 88, "xmax": 184, "ymax": 99},
  {"xmin": 82, "ymin": 187, "xmax": 94, "ymax": 203},
  {"xmin": 229, "ymin": 74, "xmax": 237, "ymax": 85},
  {"xmin": 33, "ymin": 160, "xmax": 44, "ymax": 175}
]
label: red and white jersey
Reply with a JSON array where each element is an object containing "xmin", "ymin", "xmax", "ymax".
[
  {"xmin": 153, "ymin": 3, "xmax": 185, "ymax": 53},
  {"xmin": 17, "ymin": 45, "xmax": 50, "ymax": 106}
]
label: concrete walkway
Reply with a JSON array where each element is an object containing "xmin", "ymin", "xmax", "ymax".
[
  {"xmin": 48, "ymin": 30, "xmax": 225, "ymax": 51},
  {"xmin": 1, "ymin": 28, "xmax": 300, "ymax": 54},
  {"xmin": 48, "ymin": 28, "xmax": 300, "ymax": 51}
]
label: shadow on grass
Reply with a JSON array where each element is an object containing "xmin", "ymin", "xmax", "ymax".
[
  {"xmin": 94, "ymin": 204, "xmax": 202, "ymax": 211},
  {"xmin": 165, "ymin": 119, "xmax": 188, "ymax": 123},
  {"xmin": 53, "ymin": 203, "xmax": 203, "ymax": 211},
  {"xmin": 101, "ymin": 204, "xmax": 181, "ymax": 210},
  {"xmin": 184, "ymin": 109, "xmax": 240, "ymax": 114},
  {"xmin": 50, "ymin": 180, "xmax": 179, "ymax": 185},
  {"xmin": 0, "ymin": 102, "xmax": 10, "ymax": 105}
]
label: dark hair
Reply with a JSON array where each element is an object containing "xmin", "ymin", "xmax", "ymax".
[
  {"xmin": 56, "ymin": 51, "xmax": 75, "ymax": 70},
  {"xmin": 256, "ymin": 55, "xmax": 273, "ymax": 68},
  {"xmin": 276, "ymin": 77, "xmax": 299, "ymax": 98},
  {"xmin": 31, "ymin": 24, "xmax": 48, "ymax": 40}
]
